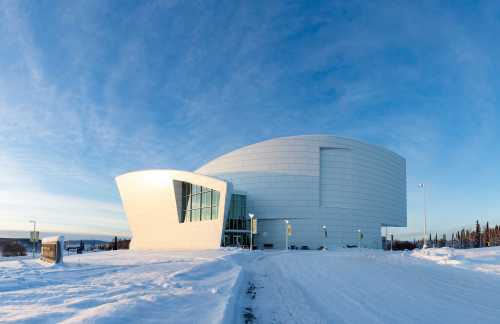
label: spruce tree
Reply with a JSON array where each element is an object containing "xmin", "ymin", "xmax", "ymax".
[
  {"xmin": 485, "ymin": 222, "xmax": 490, "ymax": 247},
  {"xmin": 495, "ymin": 225, "xmax": 500, "ymax": 246},
  {"xmin": 474, "ymin": 220, "xmax": 481, "ymax": 248}
]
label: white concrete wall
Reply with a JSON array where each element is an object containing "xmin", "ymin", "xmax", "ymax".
[
  {"xmin": 196, "ymin": 135, "xmax": 406, "ymax": 249},
  {"xmin": 116, "ymin": 170, "xmax": 231, "ymax": 250}
]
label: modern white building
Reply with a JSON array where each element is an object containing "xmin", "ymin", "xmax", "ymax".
[{"xmin": 116, "ymin": 135, "xmax": 406, "ymax": 250}]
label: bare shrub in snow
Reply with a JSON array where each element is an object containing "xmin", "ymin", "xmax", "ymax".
[{"xmin": 2, "ymin": 241, "xmax": 27, "ymax": 257}]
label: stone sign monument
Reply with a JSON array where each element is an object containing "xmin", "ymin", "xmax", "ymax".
[{"xmin": 41, "ymin": 236, "xmax": 64, "ymax": 264}]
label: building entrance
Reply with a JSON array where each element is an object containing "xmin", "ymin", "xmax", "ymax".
[{"xmin": 222, "ymin": 193, "xmax": 251, "ymax": 248}]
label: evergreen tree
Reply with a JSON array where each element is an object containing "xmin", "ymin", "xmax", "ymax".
[
  {"xmin": 485, "ymin": 222, "xmax": 490, "ymax": 247},
  {"xmin": 494, "ymin": 225, "xmax": 500, "ymax": 246},
  {"xmin": 474, "ymin": 220, "xmax": 481, "ymax": 248}
]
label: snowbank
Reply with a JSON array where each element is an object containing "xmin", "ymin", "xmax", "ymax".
[{"xmin": 411, "ymin": 246, "xmax": 500, "ymax": 275}]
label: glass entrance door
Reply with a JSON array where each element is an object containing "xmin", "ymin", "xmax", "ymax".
[{"xmin": 233, "ymin": 235, "xmax": 241, "ymax": 247}]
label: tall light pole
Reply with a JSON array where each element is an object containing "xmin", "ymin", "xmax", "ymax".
[
  {"xmin": 322, "ymin": 225, "xmax": 327, "ymax": 250},
  {"xmin": 357, "ymin": 229, "xmax": 362, "ymax": 250},
  {"xmin": 249, "ymin": 213, "xmax": 254, "ymax": 251},
  {"xmin": 284, "ymin": 219, "xmax": 289, "ymax": 250},
  {"xmin": 418, "ymin": 183, "xmax": 428, "ymax": 249},
  {"xmin": 29, "ymin": 220, "xmax": 36, "ymax": 258}
]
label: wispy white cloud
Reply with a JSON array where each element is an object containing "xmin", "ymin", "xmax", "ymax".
[
  {"xmin": 0, "ymin": 154, "xmax": 128, "ymax": 235},
  {"xmin": 0, "ymin": 190, "xmax": 128, "ymax": 233}
]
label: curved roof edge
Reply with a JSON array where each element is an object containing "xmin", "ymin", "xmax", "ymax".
[
  {"xmin": 196, "ymin": 134, "xmax": 404, "ymax": 172},
  {"xmin": 115, "ymin": 169, "xmax": 228, "ymax": 185}
]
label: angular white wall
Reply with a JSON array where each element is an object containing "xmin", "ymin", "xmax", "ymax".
[{"xmin": 116, "ymin": 170, "xmax": 231, "ymax": 250}]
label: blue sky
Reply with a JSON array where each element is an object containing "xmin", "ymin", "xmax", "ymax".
[{"xmin": 1, "ymin": 1, "xmax": 499, "ymax": 239}]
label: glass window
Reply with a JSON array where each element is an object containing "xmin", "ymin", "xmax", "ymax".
[
  {"xmin": 212, "ymin": 191, "xmax": 219, "ymax": 206},
  {"xmin": 180, "ymin": 182, "xmax": 220, "ymax": 223},
  {"xmin": 211, "ymin": 206, "xmax": 218, "ymax": 219},
  {"xmin": 192, "ymin": 194, "xmax": 201, "ymax": 209},
  {"xmin": 183, "ymin": 182, "xmax": 191, "ymax": 196},
  {"xmin": 224, "ymin": 194, "xmax": 248, "ymax": 230},
  {"xmin": 202, "ymin": 207, "xmax": 211, "ymax": 220},
  {"xmin": 191, "ymin": 208, "xmax": 200, "ymax": 221},
  {"xmin": 202, "ymin": 192, "xmax": 211, "ymax": 207}
]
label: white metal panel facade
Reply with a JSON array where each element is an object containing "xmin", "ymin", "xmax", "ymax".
[
  {"xmin": 320, "ymin": 148, "xmax": 352, "ymax": 208},
  {"xmin": 196, "ymin": 135, "xmax": 406, "ymax": 249}
]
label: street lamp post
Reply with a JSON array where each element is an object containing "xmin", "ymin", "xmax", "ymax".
[
  {"xmin": 357, "ymin": 229, "xmax": 362, "ymax": 250},
  {"xmin": 284, "ymin": 219, "xmax": 289, "ymax": 250},
  {"xmin": 29, "ymin": 220, "xmax": 36, "ymax": 258},
  {"xmin": 249, "ymin": 213, "xmax": 254, "ymax": 251},
  {"xmin": 322, "ymin": 225, "xmax": 327, "ymax": 250},
  {"xmin": 418, "ymin": 183, "xmax": 428, "ymax": 249}
]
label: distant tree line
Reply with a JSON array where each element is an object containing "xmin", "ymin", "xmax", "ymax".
[
  {"xmin": 415, "ymin": 220, "xmax": 500, "ymax": 249},
  {"xmin": 384, "ymin": 221, "xmax": 500, "ymax": 251}
]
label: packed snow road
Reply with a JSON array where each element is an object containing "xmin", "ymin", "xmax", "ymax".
[
  {"xmin": 241, "ymin": 248, "xmax": 500, "ymax": 324},
  {"xmin": 1, "ymin": 247, "xmax": 499, "ymax": 323}
]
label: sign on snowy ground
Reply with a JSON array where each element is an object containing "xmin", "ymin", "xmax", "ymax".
[
  {"xmin": 41, "ymin": 236, "xmax": 64, "ymax": 264},
  {"xmin": 251, "ymin": 218, "xmax": 258, "ymax": 234}
]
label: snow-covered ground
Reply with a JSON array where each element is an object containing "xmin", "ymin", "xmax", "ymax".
[
  {"xmin": 239, "ymin": 248, "xmax": 500, "ymax": 324},
  {"xmin": 0, "ymin": 249, "xmax": 243, "ymax": 323},
  {"xmin": 1, "ymin": 247, "xmax": 499, "ymax": 323}
]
